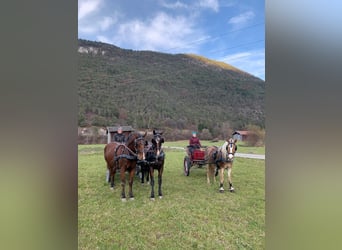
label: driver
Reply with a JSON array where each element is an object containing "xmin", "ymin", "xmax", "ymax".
[
  {"xmin": 113, "ymin": 126, "xmax": 126, "ymax": 143},
  {"xmin": 187, "ymin": 131, "xmax": 201, "ymax": 155}
]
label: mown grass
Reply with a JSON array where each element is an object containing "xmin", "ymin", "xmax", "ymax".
[{"xmin": 78, "ymin": 143, "xmax": 265, "ymax": 249}]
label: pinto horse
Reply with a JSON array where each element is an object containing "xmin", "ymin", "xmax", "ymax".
[
  {"xmin": 143, "ymin": 130, "xmax": 165, "ymax": 200},
  {"xmin": 206, "ymin": 138, "xmax": 237, "ymax": 192},
  {"xmin": 104, "ymin": 131, "xmax": 146, "ymax": 201}
]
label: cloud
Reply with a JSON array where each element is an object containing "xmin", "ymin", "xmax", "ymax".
[
  {"xmin": 221, "ymin": 49, "xmax": 265, "ymax": 80},
  {"xmin": 112, "ymin": 12, "xmax": 201, "ymax": 52},
  {"xmin": 198, "ymin": 0, "xmax": 219, "ymax": 12},
  {"xmin": 228, "ymin": 11, "xmax": 255, "ymax": 28},
  {"xmin": 160, "ymin": 0, "xmax": 188, "ymax": 9},
  {"xmin": 99, "ymin": 16, "xmax": 115, "ymax": 31},
  {"xmin": 78, "ymin": 0, "xmax": 103, "ymax": 20},
  {"xmin": 96, "ymin": 35, "xmax": 112, "ymax": 44}
]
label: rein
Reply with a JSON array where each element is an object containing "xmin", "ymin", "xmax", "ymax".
[
  {"xmin": 114, "ymin": 144, "xmax": 137, "ymax": 161},
  {"xmin": 114, "ymin": 135, "xmax": 145, "ymax": 161}
]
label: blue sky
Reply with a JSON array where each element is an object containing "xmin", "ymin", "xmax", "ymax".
[{"xmin": 78, "ymin": 0, "xmax": 265, "ymax": 80}]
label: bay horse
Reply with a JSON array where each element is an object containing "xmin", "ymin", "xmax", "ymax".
[
  {"xmin": 104, "ymin": 131, "xmax": 147, "ymax": 201},
  {"xmin": 143, "ymin": 130, "xmax": 165, "ymax": 200},
  {"xmin": 206, "ymin": 138, "xmax": 237, "ymax": 192}
]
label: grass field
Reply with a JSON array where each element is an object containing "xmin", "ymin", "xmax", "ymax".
[{"xmin": 78, "ymin": 142, "xmax": 265, "ymax": 249}]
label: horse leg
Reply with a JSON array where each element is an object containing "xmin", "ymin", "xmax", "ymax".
[
  {"xmin": 106, "ymin": 168, "xmax": 110, "ymax": 183},
  {"xmin": 206, "ymin": 164, "xmax": 211, "ymax": 184},
  {"xmin": 227, "ymin": 167, "xmax": 234, "ymax": 192},
  {"xmin": 158, "ymin": 165, "xmax": 163, "ymax": 198},
  {"xmin": 146, "ymin": 168, "xmax": 150, "ymax": 184},
  {"xmin": 109, "ymin": 168, "xmax": 114, "ymax": 189},
  {"xmin": 140, "ymin": 166, "xmax": 145, "ymax": 184},
  {"xmin": 219, "ymin": 167, "xmax": 225, "ymax": 193},
  {"xmin": 128, "ymin": 167, "xmax": 135, "ymax": 200},
  {"xmin": 120, "ymin": 166, "xmax": 126, "ymax": 201},
  {"xmin": 113, "ymin": 166, "xmax": 117, "ymax": 187},
  {"xmin": 110, "ymin": 161, "xmax": 118, "ymax": 189},
  {"xmin": 207, "ymin": 164, "xmax": 215, "ymax": 184},
  {"xmin": 149, "ymin": 167, "xmax": 155, "ymax": 200}
]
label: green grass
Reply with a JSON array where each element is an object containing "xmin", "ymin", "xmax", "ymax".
[{"xmin": 78, "ymin": 143, "xmax": 265, "ymax": 249}]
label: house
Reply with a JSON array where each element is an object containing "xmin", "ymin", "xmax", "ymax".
[
  {"xmin": 232, "ymin": 130, "xmax": 251, "ymax": 141},
  {"xmin": 106, "ymin": 125, "xmax": 135, "ymax": 143}
]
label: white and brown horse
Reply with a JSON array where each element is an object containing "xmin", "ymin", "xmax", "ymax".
[{"xmin": 205, "ymin": 138, "xmax": 237, "ymax": 192}]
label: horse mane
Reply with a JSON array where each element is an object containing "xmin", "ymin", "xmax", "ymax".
[
  {"xmin": 126, "ymin": 132, "xmax": 140, "ymax": 146},
  {"xmin": 219, "ymin": 141, "xmax": 228, "ymax": 155}
]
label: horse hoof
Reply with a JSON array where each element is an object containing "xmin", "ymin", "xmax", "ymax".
[
  {"xmin": 229, "ymin": 189, "xmax": 235, "ymax": 193},
  {"xmin": 150, "ymin": 197, "xmax": 155, "ymax": 201},
  {"xmin": 110, "ymin": 187, "xmax": 114, "ymax": 190},
  {"xmin": 121, "ymin": 198, "xmax": 127, "ymax": 202},
  {"xmin": 129, "ymin": 197, "xmax": 135, "ymax": 201},
  {"xmin": 159, "ymin": 196, "xmax": 163, "ymax": 199}
]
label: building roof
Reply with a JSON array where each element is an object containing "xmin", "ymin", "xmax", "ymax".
[
  {"xmin": 106, "ymin": 126, "xmax": 135, "ymax": 133},
  {"xmin": 234, "ymin": 130, "xmax": 250, "ymax": 136}
]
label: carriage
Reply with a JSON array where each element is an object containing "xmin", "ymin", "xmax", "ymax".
[{"xmin": 183, "ymin": 146, "xmax": 206, "ymax": 176}]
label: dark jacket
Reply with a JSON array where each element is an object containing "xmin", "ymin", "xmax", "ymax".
[{"xmin": 114, "ymin": 133, "xmax": 126, "ymax": 143}]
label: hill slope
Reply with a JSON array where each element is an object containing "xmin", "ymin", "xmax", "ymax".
[{"xmin": 78, "ymin": 39, "xmax": 265, "ymax": 134}]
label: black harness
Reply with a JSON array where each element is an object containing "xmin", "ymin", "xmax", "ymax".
[{"xmin": 114, "ymin": 136, "xmax": 145, "ymax": 162}]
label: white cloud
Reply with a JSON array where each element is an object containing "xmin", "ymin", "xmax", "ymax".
[
  {"xmin": 221, "ymin": 49, "xmax": 265, "ymax": 80},
  {"xmin": 112, "ymin": 12, "xmax": 201, "ymax": 52},
  {"xmin": 228, "ymin": 11, "xmax": 255, "ymax": 28},
  {"xmin": 199, "ymin": 0, "xmax": 219, "ymax": 12},
  {"xmin": 160, "ymin": 0, "xmax": 188, "ymax": 9},
  {"xmin": 78, "ymin": 0, "xmax": 103, "ymax": 20},
  {"xmin": 99, "ymin": 16, "xmax": 115, "ymax": 31},
  {"xmin": 96, "ymin": 35, "xmax": 112, "ymax": 44}
]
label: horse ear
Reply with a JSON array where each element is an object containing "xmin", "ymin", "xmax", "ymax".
[
  {"xmin": 161, "ymin": 138, "xmax": 164, "ymax": 143},
  {"xmin": 153, "ymin": 130, "xmax": 156, "ymax": 135},
  {"xmin": 234, "ymin": 139, "xmax": 237, "ymax": 143},
  {"xmin": 152, "ymin": 138, "xmax": 156, "ymax": 144},
  {"xmin": 143, "ymin": 131, "xmax": 147, "ymax": 137}
]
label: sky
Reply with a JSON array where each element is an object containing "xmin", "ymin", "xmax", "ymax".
[{"xmin": 78, "ymin": 0, "xmax": 265, "ymax": 80}]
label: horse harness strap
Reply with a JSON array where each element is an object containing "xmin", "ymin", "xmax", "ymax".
[
  {"xmin": 114, "ymin": 144, "xmax": 138, "ymax": 161},
  {"xmin": 115, "ymin": 154, "xmax": 137, "ymax": 161},
  {"xmin": 215, "ymin": 150, "xmax": 234, "ymax": 163}
]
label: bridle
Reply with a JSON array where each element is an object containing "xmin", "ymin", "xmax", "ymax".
[
  {"xmin": 152, "ymin": 134, "xmax": 163, "ymax": 157},
  {"xmin": 134, "ymin": 136, "xmax": 146, "ymax": 160},
  {"xmin": 115, "ymin": 134, "xmax": 146, "ymax": 161},
  {"xmin": 225, "ymin": 139, "xmax": 236, "ymax": 161}
]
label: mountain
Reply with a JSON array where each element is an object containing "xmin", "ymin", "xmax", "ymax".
[{"xmin": 78, "ymin": 39, "xmax": 265, "ymax": 136}]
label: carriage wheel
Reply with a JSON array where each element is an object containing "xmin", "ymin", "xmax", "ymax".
[{"xmin": 184, "ymin": 156, "xmax": 190, "ymax": 176}]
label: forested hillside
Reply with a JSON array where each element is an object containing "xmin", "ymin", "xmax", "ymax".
[{"xmin": 78, "ymin": 39, "xmax": 265, "ymax": 137}]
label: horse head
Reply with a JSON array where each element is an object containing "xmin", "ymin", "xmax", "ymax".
[
  {"xmin": 152, "ymin": 130, "xmax": 164, "ymax": 157},
  {"xmin": 223, "ymin": 138, "xmax": 237, "ymax": 161},
  {"xmin": 126, "ymin": 131, "xmax": 147, "ymax": 161}
]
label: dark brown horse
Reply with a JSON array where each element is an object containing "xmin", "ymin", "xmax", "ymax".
[
  {"xmin": 205, "ymin": 138, "xmax": 237, "ymax": 192},
  {"xmin": 143, "ymin": 130, "xmax": 165, "ymax": 200},
  {"xmin": 104, "ymin": 131, "xmax": 147, "ymax": 201}
]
